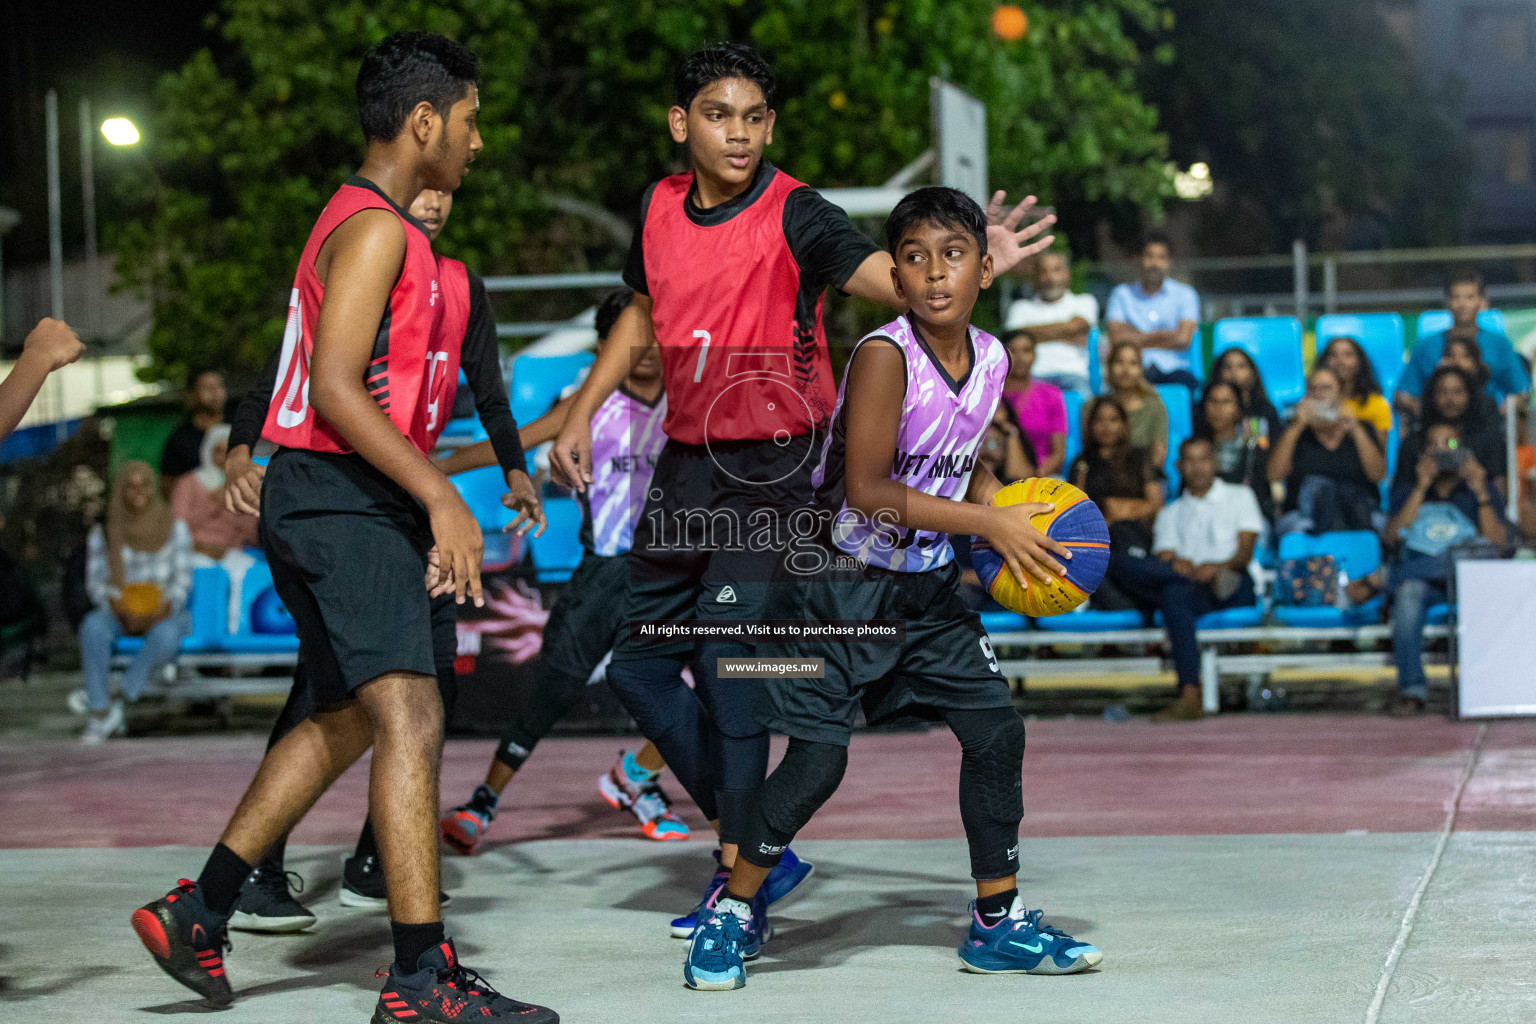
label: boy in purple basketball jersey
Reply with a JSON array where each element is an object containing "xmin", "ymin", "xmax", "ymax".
[{"xmin": 682, "ymin": 188, "xmax": 1104, "ymax": 991}]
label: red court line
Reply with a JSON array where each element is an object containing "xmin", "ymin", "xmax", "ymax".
[{"xmin": 0, "ymin": 716, "xmax": 1529, "ymax": 849}]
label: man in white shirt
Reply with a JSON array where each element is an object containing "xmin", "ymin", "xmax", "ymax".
[
  {"xmin": 1004, "ymin": 251, "xmax": 1098, "ymax": 395},
  {"xmin": 1105, "ymin": 436, "xmax": 1264, "ymax": 721},
  {"xmin": 1106, "ymin": 229, "xmax": 1201, "ymax": 390}
]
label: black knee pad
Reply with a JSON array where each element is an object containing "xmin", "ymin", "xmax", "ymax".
[
  {"xmin": 948, "ymin": 708, "xmax": 1026, "ymax": 880},
  {"xmin": 739, "ymin": 738, "xmax": 848, "ymax": 868}
]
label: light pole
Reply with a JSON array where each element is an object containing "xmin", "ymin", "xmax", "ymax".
[{"xmin": 82, "ymin": 109, "xmax": 140, "ymax": 405}]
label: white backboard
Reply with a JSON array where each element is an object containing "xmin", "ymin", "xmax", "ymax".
[
  {"xmin": 1456, "ymin": 559, "xmax": 1536, "ymax": 717},
  {"xmin": 931, "ymin": 78, "xmax": 988, "ymax": 208}
]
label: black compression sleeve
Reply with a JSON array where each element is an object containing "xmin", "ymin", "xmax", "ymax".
[
  {"xmin": 782, "ymin": 186, "xmax": 881, "ymax": 293},
  {"xmin": 461, "ymin": 273, "xmax": 526, "ymax": 477},
  {"xmin": 229, "ymin": 349, "xmax": 280, "ymax": 451}
]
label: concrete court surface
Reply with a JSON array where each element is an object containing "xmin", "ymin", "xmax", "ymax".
[{"xmin": 1, "ymin": 716, "xmax": 1534, "ymax": 1023}]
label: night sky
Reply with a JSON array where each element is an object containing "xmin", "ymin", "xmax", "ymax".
[{"xmin": 1, "ymin": 0, "xmax": 217, "ymax": 261}]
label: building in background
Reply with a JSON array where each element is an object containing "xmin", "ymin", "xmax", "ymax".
[{"xmin": 1387, "ymin": 1, "xmax": 1536, "ymax": 238}]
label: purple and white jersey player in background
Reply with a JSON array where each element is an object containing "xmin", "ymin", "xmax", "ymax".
[
  {"xmin": 812, "ymin": 314, "xmax": 1008, "ymax": 571},
  {"xmin": 583, "ymin": 385, "xmax": 668, "ymax": 556}
]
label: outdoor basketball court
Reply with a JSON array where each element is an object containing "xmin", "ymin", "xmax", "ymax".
[{"xmin": 3, "ymin": 715, "xmax": 1532, "ymax": 1022}]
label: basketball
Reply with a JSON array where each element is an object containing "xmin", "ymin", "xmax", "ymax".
[
  {"xmin": 992, "ymin": 5, "xmax": 1028, "ymax": 42},
  {"xmin": 971, "ymin": 477, "xmax": 1109, "ymax": 617}
]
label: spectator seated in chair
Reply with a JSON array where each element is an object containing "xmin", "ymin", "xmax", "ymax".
[
  {"xmin": 1196, "ymin": 379, "xmax": 1274, "ymax": 528},
  {"xmin": 1103, "ymin": 340, "xmax": 1171, "ymax": 470},
  {"xmin": 158, "ymin": 368, "xmax": 227, "ymax": 499},
  {"xmin": 1002, "ymin": 249, "xmax": 1097, "ymax": 396},
  {"xmin": 1409, "ymin": 364, "xmax": 1507, "ymax": 497},
  {"xmin": 1385, "ymin": 422, "xmax": 1509, "ymax": 718},
  {"xmin": 1070, "ymin": 396, "xmax": 1165, "ymax": 611},
  {"xmin": 1269, "ymin": 367, "xmax": 1387, "ymax": 536},
  {"xmin": 170, "ymin": 424, "xmax": 259, "ymax": 634},
  {"xmin": 1394, "ymin": 268, "xmax": 1530, "ymax": 423},
  {"xmin": 1204, "ymin": 347, "xmax": 1282, "ymax": 444},
  {"xmin": 1106, "ymin": 437, "xmax": 1263, "ymax": 722},
  {"xmin": 1105, "ymin": 228, "xmax": 1201, "ymax": 390},
  {"xmin": 1317, "ymin": 335, "xmax": 1393, "ymax": 437},
  {"xmin": 1001, "ymin": 328, "xmax": 1067, "ymax": 477},
  {"xmin": 78, "ymin": 462, "xmax": 192, "ymax": 744}
]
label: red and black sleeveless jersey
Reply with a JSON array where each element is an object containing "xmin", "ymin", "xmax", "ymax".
[
  {"xmin": 263, "ymin": 176, "xmax": 450, "ymax": 456},
  {"xmin": 622, "ymin": 162, "xmax": 879, "ymax": 446},
  {"xmin": 426, "ymin": 254, "xmax": 469, "ymax": 450}
]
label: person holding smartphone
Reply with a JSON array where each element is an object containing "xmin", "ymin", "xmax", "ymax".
[{"xmin": 1268, "ymin": 367, "xmax": 1387, "ymax": 536}]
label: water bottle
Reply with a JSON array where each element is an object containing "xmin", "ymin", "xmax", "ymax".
[{"xmin": 1336, "ymin": 569, "xmax": 1350, "ymax": 611}]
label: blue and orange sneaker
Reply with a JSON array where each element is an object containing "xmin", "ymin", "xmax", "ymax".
[
  {"xmin": 958, "ymin": 896, "xmax": 1103, "ymax": 975},
  {"xmin": 440, "ymin": 785, "xmax": 499, "ymax": 856},
  {"xmin": 669, "ymin": 847, "xmax": 813, "ymax": 937},
  {"xmin": 598, "ymin": 751, "xmax": 692, "ymax": 841}
]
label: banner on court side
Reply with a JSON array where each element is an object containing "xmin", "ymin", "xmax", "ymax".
[{"xmin": 1456, "ymin": 559, "xmax": 1536, "ymax": 718}]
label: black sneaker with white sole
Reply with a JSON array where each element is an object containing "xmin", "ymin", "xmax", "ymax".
[
  {"xmin": 339, "ymin": 854, "xmax": 450, "ymax": 909},
  {"xmin": 230, "ymin": 861, "xmax": 316, "ymax": 934}
]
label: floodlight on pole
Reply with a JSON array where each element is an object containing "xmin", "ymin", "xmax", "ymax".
[{"xmin": 101, "ymin": 117, "xmax": 140, "ymax": 146}]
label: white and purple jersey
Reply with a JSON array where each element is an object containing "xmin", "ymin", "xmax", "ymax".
[
  {"xmin": 812, "ymin": 315, "xmax": 1007, "ymax": 572},
  {"xmin": 584, "ymin": 385, "xmax": 667, "ymax": 556}
]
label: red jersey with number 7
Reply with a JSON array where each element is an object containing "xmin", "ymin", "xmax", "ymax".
[
  {"xmin": 263, "ymin": 175, "xmax": 454, "ymax": 455},
  {"xmin": 630, "ymin": 165, "xmax": 857, "ymax": 446}
]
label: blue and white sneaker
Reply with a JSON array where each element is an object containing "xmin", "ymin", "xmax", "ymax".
[
  {"xmin": 683, "ymin": 895, "xmax": 767, "ymax": 991},
  {"xmin": 670, "ymin": 860, "xmax": 730, "ymax": 938},
  {"xmin": 958, "ymin": 896, "xmax": 1103, "ymax": 975},
  {"xmin": 670, "ymin": 847, "xmax": 813, "ymax": 938}
]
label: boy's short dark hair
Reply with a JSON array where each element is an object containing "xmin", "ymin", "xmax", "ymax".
[
  {"xmin": 1142, "ymin": 227, "xmax": 1172, "ymax": 252},
  {"xmin": 1001, "ymin": 327, "xmax": 1037, "ymax": 349},
  {"xmin": 675, "ymin": 43, "xmax": 775, "ymax": 112},
  {"xmin": 594, "ymin": 289, "xmax": 635, "ymax": 341},
  {"xmin": 357, "ymin": 32, "xmax": 479, "ymax": 143},
  {"xmin": 884, "ymin": 186, "xmax": 988, "ymax": 257},
  {"xmin": 1178, "ymin": 435, "xmax": 1213, "ymax": 459},
  {"xmin": 186, "ymin": 367, "xmax": 222, "ymax": 389},
  {"xmin": 1446, "ymin": 266, "xmax": 1486, "ymax": 296}
]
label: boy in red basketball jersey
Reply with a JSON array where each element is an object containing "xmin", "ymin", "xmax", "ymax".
[
  {"xmin": 128, "ymin": 34, "xmax": 556, "ymax": 1024},
  {"xmin": 548, "ymin": 43, "xmax": 1056, "ymax": 942}
]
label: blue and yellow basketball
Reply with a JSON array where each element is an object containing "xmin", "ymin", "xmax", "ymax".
[{"xmin": 971, "ymin": 478, "xmax": 1110, "ymax": 617}]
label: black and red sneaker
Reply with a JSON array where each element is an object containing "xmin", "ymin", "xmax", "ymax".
[
  {"xmin": 372, "ymin": 938, "xmax": 557, "ymax": 1023},
  {"xmin": 130, "ymin": 879, "xmax": 234, "ymax": 1007}
]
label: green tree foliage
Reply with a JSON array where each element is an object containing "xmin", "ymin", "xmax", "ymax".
[
  {"xmin": 1144, "ymin": 0, "xmax": 1468, "ymax": 253},
  {"xmin": 114, "ymin": 0, "xmax": 1170, "ymax": 382}
]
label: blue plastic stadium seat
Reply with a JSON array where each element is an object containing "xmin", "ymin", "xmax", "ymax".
[
  {"xmin": 510, "ymin": 353, "xmax": 594, "ymax": 426},
  {"xmin": 1315, "ymin": 313, "xmax": 1407, "ymax": 398},
  {"xmin": 228, "ymin": 560, "xmax": 300, "ymax": 654},
  {"xmin": 1211, "ymin": 317, "xmax": 1306, "ymax": 410},
  {"xmin": 1086, "ymin": 327, "xmax": 1103, "ymax": 395},
  {"xmin": 1415, "ymin": 308, "xmax": 1505, "ymax": 341},
  {"xmin": 1034, "ymin": 608, "xmax": 1145, "ymax": 632},
  {"xmin": 1426, "ymin": 603, "xmax": 1451, "ymax": 627},
  {"xmin": 528, "ymin": 497, "xmax": 584, "ymax": 583},
  {"xmin": 1197, "ymin": 605, "xmax": 1265, "ymax": 629},
  {"xmin": 1272, "ymin": 530, "xmax": 1382, "ymax": 628},
  {"xmin": 439, "ymin": 415, "xmax": 489, "ymax": 444},
  {"xmin": 1062, "ymin": 390, "xmax": 1087, "ymax": 472},
  {"xmin": 1154, "ymin": 383, "xmax": 1194, "ymax": 494},
  {"xmin": 453, "ymin": 466, "xmax": 516, "ymax": 533},
  {"xmin": 979, "ymin": 611, "xmax": 1028, "ymax": 634},
  {"xmin": 113, "ymin": 566, "xmax": 229, "ymax": 656}
]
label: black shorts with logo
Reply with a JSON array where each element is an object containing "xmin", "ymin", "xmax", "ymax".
[
  {"xmin": 259, "ymin": 448, "xmax": 437, "ymax": 710},
  {"xmin": 753, "ymin": 544, "xmax": 1013, "ymax": 746},
  {"xmin": 613, "ymin": 433, "xmax": 816, "ymax": 662},
  {"xmin": 542, "ymin": 550, "xmax": 630, "ymax": 684}
]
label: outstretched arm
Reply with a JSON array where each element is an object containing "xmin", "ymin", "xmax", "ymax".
[
  {"xmin": 0, "ymin": 319, "xmax": 83, "ymax": 441},
  {"xmin": 549, "ymin": 297, "xmax": 654, "ymax": 491},
  {"xmin": 842, "ymin": 193, "xmax": 1057, "ymax": 309}
]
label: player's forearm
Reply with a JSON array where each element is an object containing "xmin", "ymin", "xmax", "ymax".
[
  {"xmin": 847, "ymin": 474, "xmax": 996, "ymax": 539},
  {"xmin": 0, "ymin": 352, "xmax": 52, "ymax": 440},
  {"xmin": 311, "ymin": 380, "xmax": 455, "ymax": 509},
  {"xmin": 434, "ymin": 441, "xmax": 497, "ymax": 476},
  {"xmin": 519, "ymin": 397, "xmax": 574, "ymax": 450},
  {"xmin": 841, "ymin": 252, "xmax": 906, "ymax": 310},
  {"xmin": 566, "ymin": 312, "xmax": 642, "ymax": 425}
]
